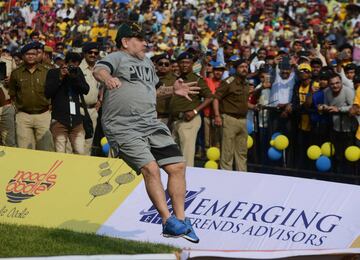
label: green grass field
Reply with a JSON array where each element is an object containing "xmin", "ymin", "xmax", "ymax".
[{"xmin": 0, "ymin": 223, "xmax": 179, "ymax": 257}]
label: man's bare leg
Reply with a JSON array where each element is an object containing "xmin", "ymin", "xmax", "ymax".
[
  {"xmin": 141, "ymin": 160, "xmax": 171, "ymax": 223},
  {"xmin": 163, "ymin": 162, "xmax": 186, "ymax": 220},
  {"xmin": 163, "ymin": 162, "xmax": 199, "ymax": 243}
]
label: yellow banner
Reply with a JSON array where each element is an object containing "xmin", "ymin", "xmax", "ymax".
[{"xmin": 0, "ymin": 146, "xmax": 141, "ymax": 233}]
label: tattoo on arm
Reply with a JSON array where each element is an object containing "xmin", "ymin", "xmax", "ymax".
[{"xmin": 156, "ymin": 85, "xmax": 173, "ymax": 99}]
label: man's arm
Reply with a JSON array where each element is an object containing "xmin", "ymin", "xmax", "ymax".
[
  {"xmin": 93, "ymin": 67, "xmax": 121, "ymax": 89},
  {"xmin": 45, "ymin": 69, "xmax": 62, "ymax": 99},
  {"xmin": 157, "ymin": 79, "xmax": 200, "ymax": 101},
  {"xmin": 213, "ymin": 98, "xmax": 222, "ymax": 126}
]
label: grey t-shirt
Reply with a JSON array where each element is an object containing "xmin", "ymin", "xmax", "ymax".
[
  {"xmin": 324, "ymin": 86, "xmax": 354, "ymax": 132},
  {"xmin": 94, "ymin": 51, "xmax": 169, "ymax": 141}
]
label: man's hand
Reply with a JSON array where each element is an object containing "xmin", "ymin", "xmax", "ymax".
[
  {"xmin": 349, "ymin": 105, "xmax": 360, "ymax": 116},
  {"xmin": 214, "ymin": 115, "xmax": 222, "ymax": 127},
  {"xmin": 327, "ymin": 106, "xmax": 339, "ymax": 113},
  {"xmin": 95, "ymin": 100, "xmax": 102, "ymax": 111},
  {"xmin": 104, "ymin": 77, "xmax": 121, "ymax": 90},
  {"xmin": 184, "ymin": 110, "xmax": 196, "ymax": 121},
  {"xmin": 60, "ymin": 65, "xmax": 69, "ymax": 80},
  {"xmin": 3, "ymin": 76, "xmax": 10, "ymax": 86},
  {"xmin": 173, "ymin": 79, "xmax": 200, "ymax": 101}
]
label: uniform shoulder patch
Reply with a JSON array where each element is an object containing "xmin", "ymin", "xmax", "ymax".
[{"xmin": 226, "ymin": 76, "xmax": 235, "ymax": 84}]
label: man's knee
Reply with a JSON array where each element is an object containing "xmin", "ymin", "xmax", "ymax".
[
  {"xmin": 141, "ymin": 161, "xmax": 160, "ymax": 179},
  {"xmin": 164, "ymin": 162, "xmax": 186, "ymax": 176}
]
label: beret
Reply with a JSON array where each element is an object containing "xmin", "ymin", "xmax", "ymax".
[
  {"xmin": 177, "ymin": 52, "xmax": 194, "ymax": 61},
  {"xmin": 153, "ymin": 53, "xmax": 171, "ymax": 63},
  {"xmin": 20, "ymin": 42, "xmax": 38, "ymax": 55},
  {"xmin": 82, "ymin": 42, "xmax": 100, "ymax": 53},
  {"xmin": 233, "ymin": 58, "xmax": 248, "ymax": 68},
  {"xmin": 34, "ymin": 41, "xmax": 44, "ymax": 50}
]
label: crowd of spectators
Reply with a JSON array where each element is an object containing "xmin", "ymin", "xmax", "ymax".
[{"xmin": 0, "ymin": 0, "xmax": 359, "ymax": 174}]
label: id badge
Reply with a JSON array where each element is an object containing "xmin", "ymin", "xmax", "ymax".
[{"xmin": 69, "ymin": 101, "xmax": 76, "ymax": 115}]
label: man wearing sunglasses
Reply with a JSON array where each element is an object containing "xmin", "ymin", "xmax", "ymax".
[
  {"xmin": 80, "ymin": 42, "xmax": 101, "ymax": 155},
  {"xmin": 93, "ymin": 22, "xmax": 200, "ymax": 243},
  {"xmin": 155, "ymin": 53, "xmax": 177, "ymax": 126}
]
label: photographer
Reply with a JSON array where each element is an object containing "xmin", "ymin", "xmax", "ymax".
[{"xmin": 45, "ymin": 52, "xmax": 89, "ymax": 154}]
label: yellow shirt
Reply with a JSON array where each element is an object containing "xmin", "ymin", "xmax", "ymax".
[
  {"xmin": 90, "ymin": 27, "xmax": 99, "ymax": 41},
  {"xmin": 299, "ymin": 84, "xmax": 311, "ymax": 131},
  {"xmin": 354, "ymin": 87, "xmax": 360, "ymax": 140}
]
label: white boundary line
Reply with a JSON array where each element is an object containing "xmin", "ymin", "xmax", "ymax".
[{"xmin": 1, "ymin": 254, "xmax": 178, "ymax": 260}]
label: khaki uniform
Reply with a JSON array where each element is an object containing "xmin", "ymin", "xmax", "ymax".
[
  {"xmin": 170, "ymin": 72, "xmax": 213, "ymax": 166},
  {"xmin": 0, "ymin": 55, "xmax": 17, "ymax": 147},
  {"xmin": 156, "ymin": 72, "xmax": 177, "ymax": 125},
  {"xmin": 215, "ymin": 76, "xmax": 249, "ymax": 172},
  {"xmin": 9, "ymin": 64, "xmax": 53, "ymax": 151},
  {"xmin": 80, "ymin": 59, "xmax": 101, "ymax": 155},
  {"xmin": 42, "ymin": 62, "xmax": 55, "ymax": 70}
]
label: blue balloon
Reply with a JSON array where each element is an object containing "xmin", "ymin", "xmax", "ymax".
[
  {"xmin": 247, "ymin": 120, "xmax": 254, "ymax": 135},
  {"xmin": 316, "ymin": 156, "xmax": 331, "ymax": 172},
  {"xmin": 268, "ymin": 147, "xmax": 282, "ymax": 160},
  {"xmin": 102, "ymin": 143, "xmax": 110, "ymax": 155},
  {"xmin": 271, "ymin": 132, "xmax": 282, "ymax": 140}
]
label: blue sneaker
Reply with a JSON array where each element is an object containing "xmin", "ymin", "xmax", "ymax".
[
  {"xmin": 162, "ymin": 216, "xmax": 188, "ymax": 238},
  {"xmin": 182, "ymin": 218, "xmax": 200, "ymax": 243}
]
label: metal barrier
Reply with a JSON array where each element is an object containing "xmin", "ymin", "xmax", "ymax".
[{"xmin": 247, "ymin": 106, "xmax": 359, "ymax": 184}]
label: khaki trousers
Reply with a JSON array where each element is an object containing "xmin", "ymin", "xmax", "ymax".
[
  {"xmin": 0, "ymin": 104, "xmax": 16, "ymax": 147},
  {"xmin": 51, "ymin": 121, "xmax": 85, "ymax": 155},
  {"xmin": 83, "ymin": 107, "xmax": 98, "ymax": 155},
  {"xmin": 220, "ymin": 114, "xmax": 247, "ymax": 172},
  {"xmin": 16, "ymin": 111, "xmax": 54, "ymax": 151},
  {"xmin": 172, "ymin": 115, "xmax": 201, "ymax": 167}
]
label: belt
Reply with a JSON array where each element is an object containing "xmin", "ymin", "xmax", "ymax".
[
  {"xmin": 87, "ymin": 104, "xmax": 97, "ymax": 109},
  {"xmin": 157, "ymin": 113, "xmax": 169, "ymax": 119},
  {"xmin": 225, "ymin": 113, "xmax": 246, "ymax": 119},
  {"xmin": 4, "ymin": 99, "xmax": 11, "ymax": 105},
  {"xmin": 171, "ymin": 112, "xmax": 184, "ymax": 120},
  {"xmin": 19, "ymin": 108, "xmax": 49, "ymax": 114}
]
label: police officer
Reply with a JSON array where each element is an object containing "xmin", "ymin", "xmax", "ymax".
[
  {"xmin": 154, "ymin": 53, "xmax": 177, "ymax": 126},
  {"xmin": 170, "ymin": 51, "xmax": 213, "ymax": 167},
  {"xmin": 0, "ymin": 45, "xmax": 17, "ymax": 147},
  {"xmin": 213, "ymin": 59, "xmax": 250, "ymax": 171},
  {"xmin": 80, "ymin": 42, "xmax": 102, "ymax": 155},
  {"xmin": 8, "ymin": 42, "xmax": 53, "ymax": 151}
]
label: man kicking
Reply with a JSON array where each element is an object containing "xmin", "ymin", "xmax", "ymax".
[{"xmin": 93, "ymin": 22, "xmax": 199, "ymax": 243}]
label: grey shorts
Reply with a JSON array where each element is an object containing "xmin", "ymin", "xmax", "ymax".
[{"xmin": 112, "ymin": 129, "xmax": 184, "ymax": 174}]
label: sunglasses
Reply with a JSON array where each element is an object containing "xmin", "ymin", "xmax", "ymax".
[
  {"xmin": 87, "ymin": 51, "xmax": 99, "ymax": 55},
  {"xmin": 158, "ymin": 62, "xmax": 170, "ymax": 67}
]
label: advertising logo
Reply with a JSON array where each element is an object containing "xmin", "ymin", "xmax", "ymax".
[
  {"xmin": 5, "ymin": 160, "xmax": 63, "ymax": 203},
  {"xmin": 139, "ymin": 187, "xmax": 205, "ymax": 224}
]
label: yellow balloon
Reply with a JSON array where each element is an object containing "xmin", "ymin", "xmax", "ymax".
[
  {"xmin": 345, "ymin": 146, "xmax": 360, "ymax": 162},
  {"xmin": 274, "ymin": 135, "xmax": 289, "ymax": 150},
  {"xmin": 206, "ymin": 147, "xmax": 220, "ymax": 161},
  {"xmin": 321, "ymin": 142, "xmax": 335, "ymax": 157},
  {"xmin": 204, "ymin": 160, "xmax": 218, "ymax": 169},
  {"xmin": 270, "ymin": 140, "xmax": 275, "ymax": 146},
  {"xmin": 247, "ymin": 135, "xmax": 253, "ymax": 149},
  {"xmin": 307, "ymin": 145, "xmax": 321, "ymax": 160},
  {"xmin": 100, "ymin": 137, "xmax": 108, "ymax": 146}
]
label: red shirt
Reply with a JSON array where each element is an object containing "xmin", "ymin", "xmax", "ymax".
[{"xmin": 203, "ymin": 77, "xmax": 221, "ymax": 117}]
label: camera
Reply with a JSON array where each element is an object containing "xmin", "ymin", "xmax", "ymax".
[{"xmin": 67, "ymin": 65, "xmax": 78, "ymax": 75}]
